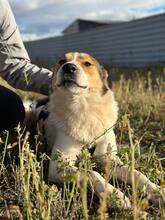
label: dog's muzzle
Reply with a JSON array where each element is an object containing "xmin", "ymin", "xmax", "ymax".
[
  {"xmin": 62, "ymin": 63, "xmax": 77, "ymax": 74},
  {"xmin": 57, "ymin": 63, "xmax": 87, "ymax": 89}
]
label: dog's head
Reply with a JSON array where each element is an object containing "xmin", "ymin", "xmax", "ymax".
[{"xmin": 52, "ymin": 52, "xmax": 109, "ymax": 95}]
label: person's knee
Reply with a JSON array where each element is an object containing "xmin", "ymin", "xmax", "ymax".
[{"xmin": 0, "ymin": 85, "xmax": 25, "ymax": 133}]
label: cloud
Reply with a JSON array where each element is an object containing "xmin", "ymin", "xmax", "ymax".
[{"xmin": 8, "ymin": 0, "xmax": 165, "ymax": 40}]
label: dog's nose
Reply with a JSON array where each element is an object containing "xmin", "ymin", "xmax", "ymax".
[{"xmin": 62, "ymin": 63, "xmax": 77, "ymax": 74}]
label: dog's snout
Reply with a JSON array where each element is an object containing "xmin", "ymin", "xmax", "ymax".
[{"xmin": 62, "ymin": 63, "xmax": 77, "ymax": 74}]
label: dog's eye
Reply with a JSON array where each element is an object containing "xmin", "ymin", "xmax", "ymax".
[
  {"xmin": 58, "ymin": 59, "xmax": 66, "ymax": 65},
  {"xmin": 84, "ymin": 61, "xmax": 93, "ymax": 67}
]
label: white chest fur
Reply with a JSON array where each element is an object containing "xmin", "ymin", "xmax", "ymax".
[
  {"xmin": 45, "ymin": 122, "xmax": 83, "ymax": 182},
  {"xmin": 50, "ymin": 126, "xmax": 82, "ymax": 160},
  {"xmin": 45, "ymin": 115, "xmax": 81, "ymax": 155},
  {"xmin": 46, "ymin": 90, "xmax": 118, "ymax": 182}
]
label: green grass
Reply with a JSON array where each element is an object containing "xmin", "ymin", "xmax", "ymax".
[{"xmin": 0, "ymin": 71, "xmax": 165, "ymax": 219}]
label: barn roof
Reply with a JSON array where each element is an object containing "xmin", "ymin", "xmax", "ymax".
[{"xmin": 62, "ymin": 18, "xmax": 122, "ymax": 35}]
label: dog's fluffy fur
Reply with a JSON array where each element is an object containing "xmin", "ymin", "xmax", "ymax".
[
  {"xmin": 27, "ymin": 52, "xmax": 165, "ymax": 209},
  {"xmin": 42, "ymin": 52, "xmax": 118, "ymax": 182}
]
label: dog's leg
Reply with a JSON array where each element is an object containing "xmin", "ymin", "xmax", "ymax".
[
  {"xmin": 48, "ymin": 157, "xmax": 131, "ymax": 210},
  {"xmin": 93, "ymin": 154, "xmax": 165, "ymax": 206},
  {"xmin": 114, "ymin": 163, "xmax": 165, "ymax": 206},
  {"xmin": 88, "ymin": 170, "xmax": 131, "ymax": 210}
]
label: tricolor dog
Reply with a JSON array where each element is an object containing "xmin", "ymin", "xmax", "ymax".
[{"xmin": 28, "ymin": 52, "xmax": 165, "ymax": 209}]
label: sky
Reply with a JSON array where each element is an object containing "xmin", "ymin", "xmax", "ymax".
[{"xmin": 9, "ymin": 0, "xmax": 165, "ymax": 41}]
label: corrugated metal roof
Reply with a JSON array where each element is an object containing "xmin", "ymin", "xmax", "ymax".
[{"xmin": 25, "ymin": 13, "xmax": 165, "ymax": 67}]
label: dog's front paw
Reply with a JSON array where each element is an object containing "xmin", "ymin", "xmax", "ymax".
[
  {"xmin": 148, "ymin": 187, "xmax": 165, "ymax": 206},
  {"xmin": 89, "ymin": 171, "xmax": 131, "ymax": 210},
  {"xmin": 106, "ymin": 187, "xmax": 132, "ymax": 210}
]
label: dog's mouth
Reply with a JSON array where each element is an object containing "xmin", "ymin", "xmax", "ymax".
[{"xmin": 57, "ymin": 79, "xmax": 87, "ymax": 89}]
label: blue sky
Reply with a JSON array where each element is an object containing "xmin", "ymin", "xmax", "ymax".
[{"xmin": 9, "ymin": 0, "xmax": 165, "ymax": 41}]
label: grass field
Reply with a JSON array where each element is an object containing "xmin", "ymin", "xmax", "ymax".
[{"xmin": 0, "ymin": 71, "xmax": 165, "ymax": 220}]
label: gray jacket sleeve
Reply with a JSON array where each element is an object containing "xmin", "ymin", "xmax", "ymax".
[{"xmin": 0, "ymin": 0, "xmax": 52, "ymax": 95}]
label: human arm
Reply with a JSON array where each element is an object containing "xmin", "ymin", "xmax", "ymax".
[{"xmin": 0, "ymin": 0, "xmax": 52, "ymax": 95}]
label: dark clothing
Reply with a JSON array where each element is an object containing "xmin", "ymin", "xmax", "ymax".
[{"xmin": 0, "ymin": 85, "xmax": 25, "ymax": 133}]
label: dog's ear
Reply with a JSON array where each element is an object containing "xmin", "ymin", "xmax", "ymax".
[
  {"xmin": 99, "ymin": 66, "xmax": 110, "ymax": 94},
  {"xmin": 101, "ymin": 66, "xmax": 109, "ymax": 90},
  {"xmin": 51, "ymin": 63, "xmax": 60, "ymax": 91},
  {"xmin": 91, "ymin": 57, "xmax": 110, "ymax": 94},
  {"xmin": 51, "ymin": 63, "xmax": 60, "ymax": 76}
]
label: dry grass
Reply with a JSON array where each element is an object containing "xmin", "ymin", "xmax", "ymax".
[{"xmin": 0, "ymin": 71, "xmax": 165, "ymax": 219}]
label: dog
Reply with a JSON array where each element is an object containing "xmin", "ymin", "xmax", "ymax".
[{"xmin": 27, "ymin": 52, "xmax": 165, "ymax": 210}]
